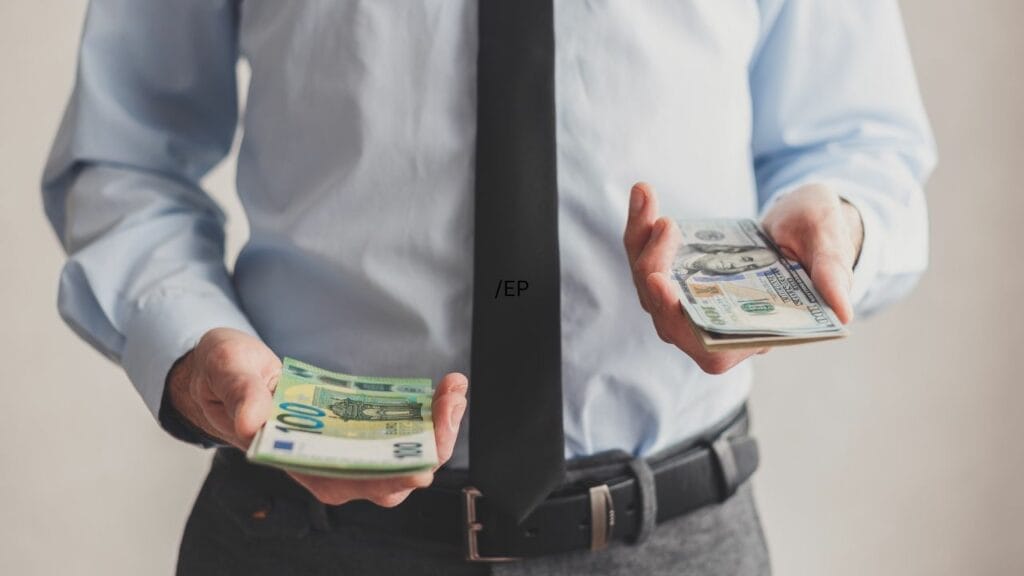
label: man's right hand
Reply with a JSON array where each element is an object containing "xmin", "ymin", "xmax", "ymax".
[{"xmin": 167, "ymin": 327, "xmax": 469, "ymax": 508}]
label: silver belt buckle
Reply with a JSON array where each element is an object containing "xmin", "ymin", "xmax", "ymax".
[
  {"xmin": 462, "ymin": 484, "xmax": 616, "ymax": 561},
  {"xmin": 462, "ymin": 487, "xmax": 520, "ymax": 562}
]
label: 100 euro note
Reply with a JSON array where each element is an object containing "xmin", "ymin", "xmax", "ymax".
[
  {"xmin": 671, "ymin": 219, "xmax": 847, "ymax": 350},
  {"xmin": 247, "ymin": 358, "xmax": 437, "ymax": 478}
]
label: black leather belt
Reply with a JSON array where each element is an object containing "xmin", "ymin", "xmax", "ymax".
[
  {"xmin": 209, "ymin": 406, "xmax": 757, "ymax": 562},
  {"xmin": 314, "ymin": 406, "xmax": 759, "ymax": 561}
]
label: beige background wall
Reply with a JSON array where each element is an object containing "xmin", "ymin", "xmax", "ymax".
[{"xmin": 2, "ymin": 1, "xmax": 1021, "ymax": 574}]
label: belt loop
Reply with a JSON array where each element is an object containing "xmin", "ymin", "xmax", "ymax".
[
  {"xmin": 307, "ymin": 498, "xmax": 332, "ymax": 532},
  {"xmin": 710, "ymin": 437, "xmax": 740, "ymax": 500},
  {"xmin": 588, "ymin": 484, "xmax": 615, "ymax": 551},
  {"xmin": 627, "ymin": 457, "xmax": 658, "ymax": 545}
]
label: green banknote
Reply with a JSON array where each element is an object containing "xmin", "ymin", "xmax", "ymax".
[
  {"xmin": 247, "ymin": 358, "xmax": 437, "ymax": 477},
  {"xmin": 671, "ymin": 218, "xmax": 848, "ymax": 350}
]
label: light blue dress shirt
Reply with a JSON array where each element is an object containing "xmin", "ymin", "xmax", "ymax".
[{"xmin": 43, "ymin": 0, "xmax": 934, "ymax": 467}]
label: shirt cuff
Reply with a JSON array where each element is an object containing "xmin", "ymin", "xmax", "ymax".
[{"xmin": 121, "ymin": 290, "xmax": 258, "ymax": 440}]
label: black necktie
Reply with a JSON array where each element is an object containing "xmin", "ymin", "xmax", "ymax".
[{"xmin": 469, "ymin": 0, "xmax": 564, "ymax": 523}]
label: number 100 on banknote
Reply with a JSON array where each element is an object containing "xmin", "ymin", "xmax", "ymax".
[{"xmin": 247, "ymin": 358, "xmax": 437, "ymax": 478}]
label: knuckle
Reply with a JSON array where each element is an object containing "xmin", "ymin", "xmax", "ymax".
[
  {"xmin": 205, "ymin": 339, "xmax": 247, "ymax": 370},
  {"xmin": 633, "ymin": 255, "xmax": 659, "ymax": 278}
]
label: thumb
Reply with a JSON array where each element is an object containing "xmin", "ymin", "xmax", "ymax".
[
  {"xmin": 230, "ymin": 375, "xmax": 276, "ymax": 442},
  {"xmin": 809, "ymin": 248, "xmax": 855, "ymax": 325},
  {"xmin": 431, "ymin": 372, "xmax": 468, "ymax": 466}
]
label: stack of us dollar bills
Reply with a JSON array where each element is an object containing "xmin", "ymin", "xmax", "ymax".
[
  {"xmin": 247, "ymin": 358, "xmax": 437, "ymax": 478},
  {"xmin": 672, "ymin": 219, "xmax": 848, "ymax": 350}
]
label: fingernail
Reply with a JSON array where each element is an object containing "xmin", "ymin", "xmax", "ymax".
[
  {"xmin": 630, "ymin": 186, "xmax": 646, "ymax": 214},
  {"xmin": 449, "ymin": 401, "xmax": 467, "ymax": 432}
]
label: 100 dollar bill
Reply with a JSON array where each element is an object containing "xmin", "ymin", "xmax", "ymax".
[
  {"xmin": 247, "ymin": 358, "xmax": 437, "ymax": 477},
  {"xmin": 671, "ymin": 219, "xmax": 847, "ymax": 350}
]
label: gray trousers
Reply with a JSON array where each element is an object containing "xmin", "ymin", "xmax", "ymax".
[{"xmin": 177, "ymin": 448, "xmax": 771, "ymax": 575}]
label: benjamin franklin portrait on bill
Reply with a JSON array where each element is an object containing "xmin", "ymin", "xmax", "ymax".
[{"xmin": 676, "ymin": 243, "xmax": 779, "ymax": 276}]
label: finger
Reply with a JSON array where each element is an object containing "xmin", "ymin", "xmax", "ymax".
[
  {"xmin": 231, "ymin": 378, "xmax": 275, "ymax": 441},
  {"xmin": 431, "ymin": 372, "xmax": 468, "ymax": 467},
  {"xmin": 191, "ymin": 379, "xmax": 243, "ymax": 446},
  {"xmin": 645, "ymin": 271, "xmax": 703, "ymax": 349},
  {"xmin": 623, "ymin": 182, "xmax": 659, "ymax": 264},
  {"xmin": 205, "ymin": 369, "xmax": 274, "ymax": 442},
  {"xmin": 631, "ymin": 218, "xmax": 680, "ymax": 312},
  {"xmin": 195, "ymin": 370, "xmax": 274, "ymax": 446},
  {"xmin": 809, "ymin": 251, "xmax": 854, "ymax": 324},
  {"xmin": 800, "ymin": 223, "xmax": 855, "ymax": 325},
  {"xmin": 634, "ymin": 218, "xmax": 680, "ymax": 278}
]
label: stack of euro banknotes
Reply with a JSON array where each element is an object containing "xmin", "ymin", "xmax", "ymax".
[
  {"xmin": 248, "ymin": 358, "xmax": 438, "ymax": 478},
  {"xmin": 249, "ymin": 218, "xmax": 845, "ymax": 477}
]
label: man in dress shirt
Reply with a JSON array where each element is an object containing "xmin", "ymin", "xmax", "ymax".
[{"xmin": 43, "ymin": 1, "xmax": 933, "ymax": 574}]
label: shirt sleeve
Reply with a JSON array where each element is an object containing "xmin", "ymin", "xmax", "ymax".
[
  {"xmin": 751, "ymin": 0, "xmax": 937, "ymax": 316},
  {"xmin": 41, "ymin": 0, "xmax": 257, "ymax": 442}
]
